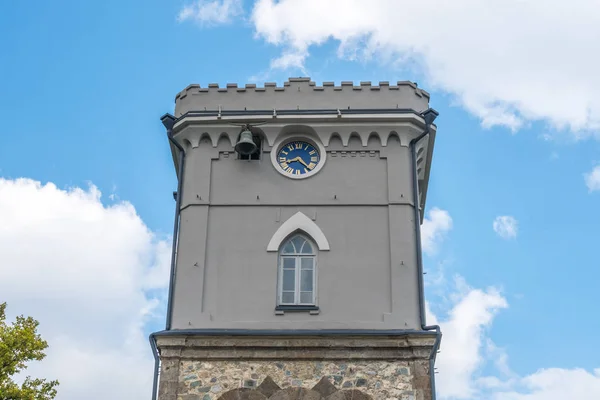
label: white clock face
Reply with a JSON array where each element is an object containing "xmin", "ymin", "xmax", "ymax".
[
  {"xmin": 270, "ymin": 137, "xmax": 327, "ymax": 180},
  {"xmin": 276, "ymin": 141, "xmax": 321, "ymax": 177}
]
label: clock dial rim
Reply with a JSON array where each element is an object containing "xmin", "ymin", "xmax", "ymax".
[
  {"xmin": 270, "ymin": 135, "xmax": 327, "ymax": 180},
  {"xmin": 276, "ymin": 140, "xmax": 320, "ymax": 176}
]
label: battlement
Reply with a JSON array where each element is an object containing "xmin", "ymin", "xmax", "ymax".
[{"xmin": 174, "ymin": 77, "xmax": 431, "ymax": 117}]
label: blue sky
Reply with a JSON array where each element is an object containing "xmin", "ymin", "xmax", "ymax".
[{"xmin": 1, "ymin": 1, "xmax": 600, "ymax": 399}]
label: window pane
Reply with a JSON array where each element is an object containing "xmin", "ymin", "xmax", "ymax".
[
  {"xmin": 282, "ymin": 241, "xmax": 295, "ymax": 254},
  {"xmin": 282, "ymin": 269, "xmax": 295, "ymax": 291},
  {"xmin": 291, "ymin": 236, "xmax": 306, "ymax": 253},
  {"xmin": 300, "ymin": 241, "xmax": 313, "ymax": 254},
  {"xmin": 282, "ymin": 257, "xmax": 295, "ymax": 270},
  {"xmin": 300, "ymin": 291, "xmax": 313, "ymax": 304},
  {"xmin": 301, "ymin": 257, "xmax": 313, "ymax": 270},
  {"xmin": 301, "ymin": 269, "xmax": 313, "ymax": 291},
  {"xmin": 281, "ymin": 292, "xmax": 295, "ymax": 304}
]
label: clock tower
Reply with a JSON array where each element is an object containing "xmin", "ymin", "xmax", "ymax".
[{"xmin": 151, "ymin": 78, "xmax": 441, "ymax": 400}]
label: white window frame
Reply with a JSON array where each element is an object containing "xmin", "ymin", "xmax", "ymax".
[{"xmin": 278, "ymin": 235, "xmax": 317, "ymax": 306}]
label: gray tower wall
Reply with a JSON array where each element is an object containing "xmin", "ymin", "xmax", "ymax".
[{"xmin": 169, "ymin": 113, "xmax": 435, "ymax": 330}]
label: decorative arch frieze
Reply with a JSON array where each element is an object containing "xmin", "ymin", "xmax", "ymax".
[
  {"xmin": 175, "ymin": 127, "xmax": 238, "ymax": 149},
  {"xmin": 267, "ymin": 212, "xmax": 330, "ymax": 252},
  {"xmin": 414, "ymin": 140, "xmax": 429, "ymax": 181},
  {"xmin": 323, "ymin": 130, "xmax": 413, "ymax": 148},
  {"xmin": 175, "ymin": 123, "xmax": 422, "ymax": 151}
]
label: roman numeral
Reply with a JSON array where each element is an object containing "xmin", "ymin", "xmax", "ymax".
[
  {"xmin": 308, "ymin": 162, "xmax": 316, "ymax": 170},
  {"xmin": 281, "ymin": 150, "xmax": 288, "ymax": 155},
  {"xmin": 281, "ymin": 162, "xmax": 289, "ymax": 169},
  {"xmin": 295, "ymin": 143, "xmax": 303, "ymax": 149},
  {"xmin": 295, "ymin": 170, "xmax": 300, "ymax": 175},
  {"xmin": 279, "ymin": 157, "xmax": 287, "ymax": 163},
  {"xmin": 287, "ymin": 145, "xmax": 294, "ymax": 151},
  {"xmin": 286, "ymin": 167, "xmax": 294, "ymax": 173},
  {"xmin": 309, "ymin": 150, "xmax": 316, "ymax": 155},
  {"xmin": 311, "ymin": 156, "xmax": 318, "ymax": 162}
]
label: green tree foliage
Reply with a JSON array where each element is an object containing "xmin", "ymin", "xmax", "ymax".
[{"xmin": 0, "ymin": 302, "xmax": 59, "ymax": 400}]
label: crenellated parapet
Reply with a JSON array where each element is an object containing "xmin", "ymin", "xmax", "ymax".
[{"xmin": 174, "ymin": 77, "xmax": 430, "ymax": 117}]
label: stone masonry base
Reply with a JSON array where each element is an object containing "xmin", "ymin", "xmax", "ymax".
[{"xmin": 155, "ymin": 334, "xmax": 436, "ymax": 400}]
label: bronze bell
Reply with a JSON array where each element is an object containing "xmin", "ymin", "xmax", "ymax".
[{"xmin": 235, "ymin": 128, "xmax": 257, "ymax": 155}]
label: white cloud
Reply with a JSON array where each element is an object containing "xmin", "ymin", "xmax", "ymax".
[
  {"xmin": 428, "ymin": 280, "xmax": 508, "ymax": 399},
  {"xmin": 270, "ymin": 50, "xmax": 309, "ymax": 73},
  {"xmin": 429, "ymin": 277, "xmax": 600, "ymax": 400},
  {"xmin": 491, "ymin": 368, "xmax": 600, "ymax": 400},
  {"xmin": 493, "ymin": 216, "xmax": 518, "ymax": 239},
  {"xmin": 584, "ymin": 165, "xmax": 600, "ymax": 192},
  {"xmin": 0, "ymin": 178, "xmax": 170, "ymax": 400},
  {"xmin": 250, "ymin": 0, "xmax": 600, "ymax": 134},
  {"xmin": 178, "ymin": 0, "xmax": 243, "ymax": 25},
  {"xmin": 422, "ymin": 207, "xmax": 453, "ymax": 255}
]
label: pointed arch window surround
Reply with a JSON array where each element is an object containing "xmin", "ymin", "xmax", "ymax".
[{"xmin": 278, "ymin": 234, "xmax": 316, "ymax": 306}]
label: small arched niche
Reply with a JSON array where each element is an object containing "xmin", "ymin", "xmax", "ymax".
[
  {"xmin": 199, "ymin": 132, "xmax": 213, "ymax": 147},
  {"xmin": 384, "ymin": 131, "xmax": 401, "ymax": 146},
  {"xmin": 216, "ymin": 132, "xmax": 234, "ymax": 149},
  {"xmin": 367, "ymin": 132, "xmax": 382, "ymax": 147},
  {"xmin": 327, "ymin": 133, "xmax": 343, "ymax": 148},
  {"xmin": 345, "ymin": 132, "xmax": 363, "ymax": 150}
]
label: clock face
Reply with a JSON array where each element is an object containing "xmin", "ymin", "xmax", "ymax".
[{"xmin": 277, "ymin": 141, "xmax": 321, "ymax": 176}]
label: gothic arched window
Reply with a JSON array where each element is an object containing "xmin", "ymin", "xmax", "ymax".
[{"xmin": 278, "ymin": 234, "xmax": 316, "ymax": 306}]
